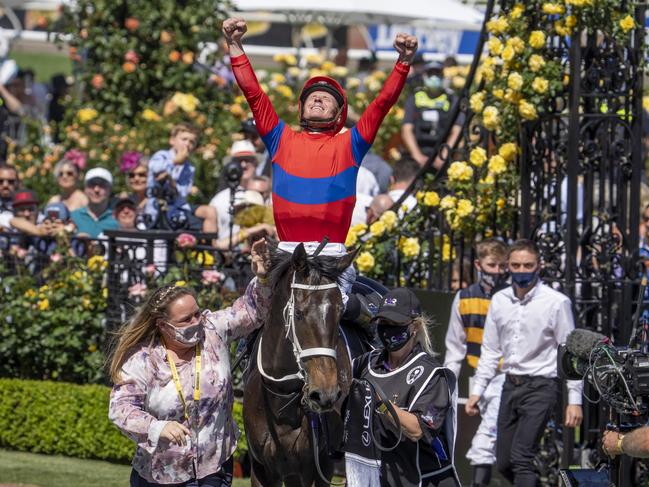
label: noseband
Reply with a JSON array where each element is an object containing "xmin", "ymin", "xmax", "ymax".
[{"xmin": 257, "ymin": 271, "xmax": 339, "ymax": 383}]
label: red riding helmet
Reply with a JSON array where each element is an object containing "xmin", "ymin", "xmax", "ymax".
[{"xmin": 298, "ymin": 76, "xmax": 348, "ymax": 134}]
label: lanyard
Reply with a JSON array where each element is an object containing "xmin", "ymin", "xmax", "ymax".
[{"xmin": 162, "ymin": 338, "xmax": 201, "ymax": 423}]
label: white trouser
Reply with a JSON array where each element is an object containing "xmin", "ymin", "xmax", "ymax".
[
  {"xmin": 345, "ymin": 454, "xmax": 381, "ymax": 487},
  {"xmin": 278, "ymin": 241, "xmax": 356, "ymax": 307},
  {"xmin": 466, "ymin": 372, "xmax": 506, "ymax": 465}
]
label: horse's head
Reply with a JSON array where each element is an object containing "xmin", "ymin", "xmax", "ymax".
[{"xmin": 270, "ymin": 242, "xmax": 357, "ymax": 412}]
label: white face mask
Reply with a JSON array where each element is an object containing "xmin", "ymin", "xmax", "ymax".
[{"xmin": 163, "ymin": 318, "xmax": 204, "ymax": 345}]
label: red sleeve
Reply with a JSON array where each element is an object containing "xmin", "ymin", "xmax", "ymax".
[
  {"xmin": 356, "ymin": 62, "xmax": 410, "ymax": 144},
  {"xmin": 230, "ymin": 54, "xmax": 279, "ymax": 137}
]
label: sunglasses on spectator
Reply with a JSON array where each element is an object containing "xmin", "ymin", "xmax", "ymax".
[
  {"xmin": 58, "ymin": 170, "xmax": 76, "ymax": 177},
  {"xmin": 86, "ymin": 178, "xmax": 110, "ymax": 189},
  {"xmin": 128, "ymin": 171, "xmax": 147, "ymax": 179},
  {"xmin": 15, "ymin": 205, "xmax": 37, "ymax": 213},
  {"xmin": 0, "ymin": 178, "xmax": 16, "ymax": 185}
]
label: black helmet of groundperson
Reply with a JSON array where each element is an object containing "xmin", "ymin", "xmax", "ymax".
[{"xmin": 298, "ymin": 76, "xmax": 348, "ymax": 134}]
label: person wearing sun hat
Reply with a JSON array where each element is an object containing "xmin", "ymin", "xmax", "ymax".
[
  {"xmin": 71, "ymin": 167, "xmax": 119, "ymax": 238},
  {"xmin": 343, "ymin": 288, "xmax": 460, "ymax": 487}
]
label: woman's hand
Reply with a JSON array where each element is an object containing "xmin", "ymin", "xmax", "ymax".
[
  {"xmin": 251, "ymin": 238, "xmax": 270, "ymax": 279},
  {"xmin": 160, "ymin": 421, "xmax": 191, "ymax": 446}
]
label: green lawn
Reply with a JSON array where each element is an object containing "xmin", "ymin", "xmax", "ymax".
[
  {"xmin": 9, "ymin": 51, "xmax": 72, "ymax": 82},
  {"xmin": 0, "ymin": 449, "xmax": 250, "ymax": 487}
]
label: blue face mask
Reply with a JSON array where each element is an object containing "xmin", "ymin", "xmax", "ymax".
[
  {"xmin": 423, "ymin": 75, "xmax": 443, "ymax": 91},
  {"xmin": 511, "ymin": 271, "xmax": 538, "ymax": 288}
]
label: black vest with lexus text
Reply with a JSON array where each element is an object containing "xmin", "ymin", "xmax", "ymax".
[{"xmin": 343, "ymin": 347, "xmax": 458, "ymax": 487}]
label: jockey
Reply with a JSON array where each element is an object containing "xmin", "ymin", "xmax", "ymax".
[{"xmin": 223, "ymin": 18, "xmax": 418, "ymax": 304}]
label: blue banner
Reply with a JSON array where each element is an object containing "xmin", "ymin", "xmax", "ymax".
[{"xmin": 367, "ymin": 24, "xmax": 480, "ymax": 57}]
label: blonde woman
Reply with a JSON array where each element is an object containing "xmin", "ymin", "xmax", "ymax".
[
  {"xmin": 109, "ymin": 239, "xmax": 270, "ymax": 487},
  {"xmin": 47, "ymin": 159, "xmax": 88, "ymax": 211},
  {"xmin": 342, "ymin": 288, "xmax": 460, "ymax": 487}
]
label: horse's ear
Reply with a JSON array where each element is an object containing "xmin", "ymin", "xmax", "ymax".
[
  {"xmin": 292, "ymin": 242, "xmax": 308, "ymax": 271},
  {"xmin": 337, "ymin": 246, "xmax": 360, "ymax": 273}
]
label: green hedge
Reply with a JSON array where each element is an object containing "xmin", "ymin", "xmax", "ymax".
[{"xmin": 0, "ymin": 379, "xmax": 246, "ymax": 463}]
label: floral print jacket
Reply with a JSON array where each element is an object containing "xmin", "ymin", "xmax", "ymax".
[{"xmin": 109, "ymin": 279, "xmax": 271, "ymax": 484}]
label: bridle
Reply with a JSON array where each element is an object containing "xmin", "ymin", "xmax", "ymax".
[{"xmin": 257, "ymin": 272, "xmax": 339, "ymax": 384}]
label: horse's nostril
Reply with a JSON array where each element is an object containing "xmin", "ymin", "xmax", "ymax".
[{"xmin": 309, "ymin": 390, "xmax": 322, "ymax": 404}]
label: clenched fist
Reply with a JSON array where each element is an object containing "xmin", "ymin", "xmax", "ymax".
[
  {"xmin": 393, "ymin": 33, "xmax": 418, "ymax": 65},
  {"xmin": 222, "ymin": 17, "xmax": 247, "ymax": 44}
]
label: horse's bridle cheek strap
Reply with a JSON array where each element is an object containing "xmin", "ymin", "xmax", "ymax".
[{"xmin": 299, "ymin": 348, "xmax": 337, "ymax": 360}]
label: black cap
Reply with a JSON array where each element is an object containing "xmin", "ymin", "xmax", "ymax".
[
  {"xmin": 300, "ymin": 81, "xmax": 344, "ymax": 108},
  {"xmin": 113, "ymin": 197, "xmax": 137, "ymax": 213},
  {"xmin": 372, "ymin": 288, "xmax": 421, "ymax": 326}
]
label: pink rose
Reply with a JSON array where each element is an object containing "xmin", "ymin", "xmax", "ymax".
[
  {"xmin": 176, "ymin": 233, "xmax": 197, "ymax": 249},
  {"xmin": 128, "ymin": 282, "xmax": 148, "ymax": 298},
  {"xmin": 50, "ymin": 253, "xmax": 62, "ymax": 263},
  {"xmin": 201, "ymin": 270, "xmax": 224, "ymax": 285},
  {"xmin": 63, "ymin": 149, "xmax": 87, "ymax": 170},
  {"xmin": 144, "ymin": 264, "xmax": 157, "ymax": 276},
  {"xmin": 12, "ymin": 246, "xmax": 27, "ymax": 259},
  {"xmin": 124, "ymin": 50, "xmax": 139, "ymax": 64},
  {"xmin": 119, "ymin": 151, "xmax": 143, "ymax": 174}
]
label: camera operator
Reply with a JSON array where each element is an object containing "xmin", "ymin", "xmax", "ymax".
[
  {"xmin": 602, "ymin": 428, "xmax": 649, "ymax": 459},
  {"xmin": 209, "ymin": 140, "xmax": 263, "ymax": 240}
]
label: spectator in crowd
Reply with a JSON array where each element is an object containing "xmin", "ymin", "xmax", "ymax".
[
  {"xmin": 343, "ymin": 288, "xmax": 460, "ymax": 487},
  {"xmin": 466, "ymin": 239, "xmax": 583, "ymax": 487},
  {"xmin": 350, "ymin": 165, "xmax": 382, "ymax": 226},
  {"xmin": 71, "ymin": 167, "xmax": 119, "ymax": 238},
  {"xmin": 48, "ymin": 74, "xmax": 70, "ymax": 140},
  {"xmin": 47, "ymin": 158, "xmax": 88, "ymax": 212},
  {"xmin": 361, "ymin": 150, "xmax": 393, "ymax": 194},
  {"xmin": 120, "ymin": 157, "xmax": 149, "ymax": 212},
  {"xmin": 388, "ymin": 157, "xmax": 419, "ymax": 213},
  {"xmin": 114, "ymin": 197, "xmax": 138, "ymax": 231},
  {"xmin": 357, "ymin": 164, "xmax": 380, "ymax": 198},
  {"xmin": 241, "ymin": 118, "xmax": 271, "ymax": 177},
  {"xmin": 108, "ymin": 239, "xmax": 271, "ymax": 487},
  {"xmin": 366, "ymin": 194, "xmax": 394, "ymax": 225},
  {"xmin": 247, "ymin": 175, "xmax": 271, "ymax": 203},
  {"xmin": 41, "ymin": 202, "xmax": 75, "ymax": 236},
  {"xmin": 0, "ymin": 190, "xmax": 43, "ymax": 251},
  {"xmin": 0, "ymin": 164, "xmax": 17, "ymax": 211},
  {"xmin": 216, "ymin": 190, "xmax": 276, "ymax": 251},
  {"xmin": 445, "ymin": 239, "xmax": 509, "ymax": 487},
  {"xmin": 355, "ymin": 53, "xmax": 378, "ymax": 91},
  {"xmin": 146, "ymin": 123, "xmax": 217, "ymax": 233},
  {"xmin": 209, "ymin": 140, "xmax": 263, "ymax": 238},
  {"xmin": 401, "ymin": 61, "xmax": 463, "ymax": 170},
  {"xmin": 450, "ymin": 257, "xmax": 471, "ymax": 292}
]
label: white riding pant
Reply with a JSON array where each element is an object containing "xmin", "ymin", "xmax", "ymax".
[{"xmin": 467, "ymin": 372, "xmax": 505, "ymax": 465}]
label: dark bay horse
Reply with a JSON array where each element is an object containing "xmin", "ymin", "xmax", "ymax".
[{"xmin": 243, "ymin": 242, "xmax": 357, "ymax": 486}]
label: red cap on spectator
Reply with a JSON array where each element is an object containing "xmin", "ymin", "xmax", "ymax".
[{"xmin": 12, "ymin": 189, "xmax": 38, "ymax": 207}]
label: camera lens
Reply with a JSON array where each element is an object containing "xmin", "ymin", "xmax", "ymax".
[{"xmin": 224, "ymin": 161, "xmax": 243, "ymax": 183}]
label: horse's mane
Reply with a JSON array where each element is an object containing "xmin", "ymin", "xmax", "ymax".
[{"xmin": 267, "ymin": 239, "xmax": 347, "ymax": 290}]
